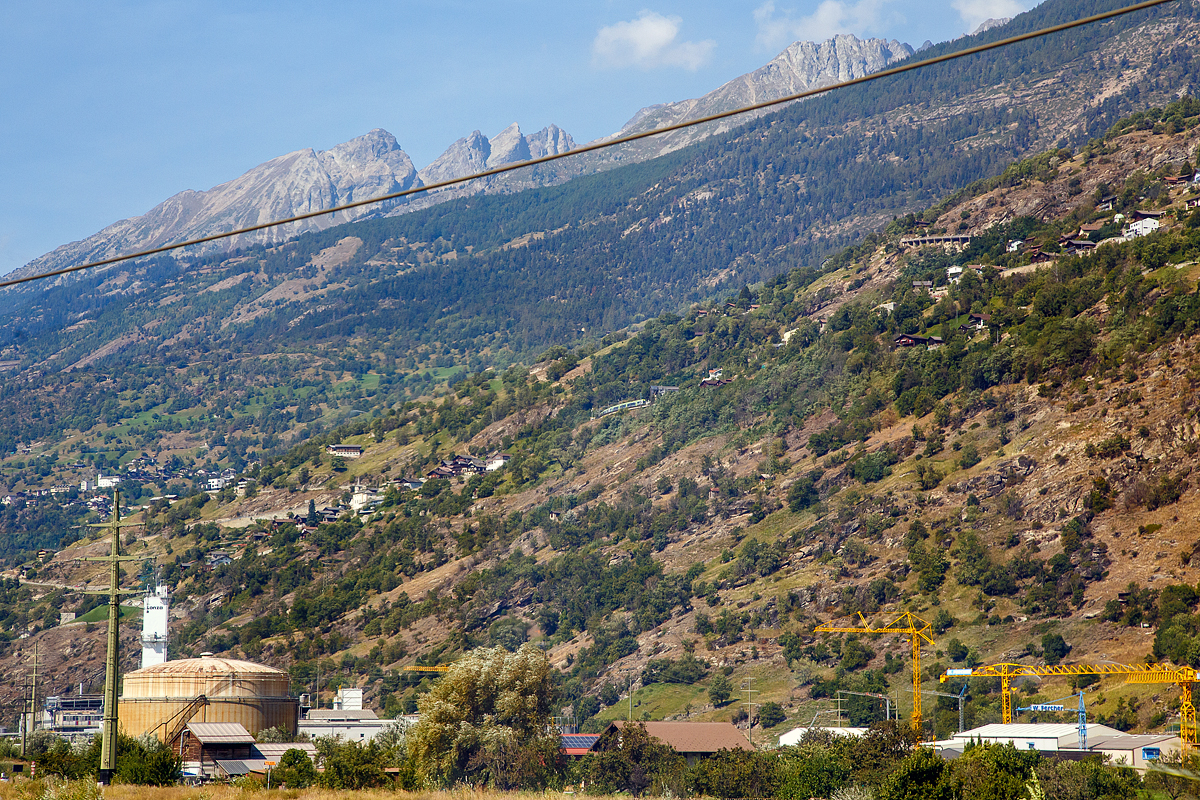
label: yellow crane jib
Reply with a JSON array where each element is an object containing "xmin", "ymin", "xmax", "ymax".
[
  {"xmin": 400, "ymin": 665, "xmax": 451, "ymax": 672},
  {"xmin": 941, "ymin": 662, "xmax": 1200, "ymax": 749},
  {"xmin": 815, "ymin": 611, "xmax": 935, "ymax": 735}
]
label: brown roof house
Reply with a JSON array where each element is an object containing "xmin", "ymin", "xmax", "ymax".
[
  {"xmin": 180, "ymin": 722, "xmax": 255, "ymax": 778},
  {"xmin": 594, "ymin": 721, "xmax": 752, "ymax": 765}
]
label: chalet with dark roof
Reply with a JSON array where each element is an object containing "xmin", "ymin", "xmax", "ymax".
[{"xmin": 959, "ymin": 313, "xmax": 992, "ymax": 333}]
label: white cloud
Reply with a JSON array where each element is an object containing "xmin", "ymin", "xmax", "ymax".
[
  {"xmin": 591, "ymin": 11, "xmax": 715, "ymax": 71},
  {"xmin": 951, "ymin": 0, "xmax": 1026, "ymax": 33},
  {"xmin": 753, "ymin": 0, "xmax": 891, "ymax": 51}
]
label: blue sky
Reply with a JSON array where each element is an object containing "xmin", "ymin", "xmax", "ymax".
[{"xmin": 0, "ymin": 0, "xmax": 1031, "ymax": 276}]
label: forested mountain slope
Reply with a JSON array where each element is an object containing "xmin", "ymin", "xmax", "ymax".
[
  {"xmin": 6, "ymin": 100, "xmax": 1200, "ymax": 744},
  {"xmin": 0, "ymin": 0, "xmax": 1195, "ymax": 487}
]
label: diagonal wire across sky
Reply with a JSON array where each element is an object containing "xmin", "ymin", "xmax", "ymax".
[{"xmin": 0, "ymin": 0, "xmax": 1177, "ymax": 292}]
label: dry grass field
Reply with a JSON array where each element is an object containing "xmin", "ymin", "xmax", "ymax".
[{"xmin": 0, "ymin": 781, "xmax": 589, "ymax": 800}]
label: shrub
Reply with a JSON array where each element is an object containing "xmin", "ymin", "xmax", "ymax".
[
  {"xmin": 958, "ymin": 443, "xmax": 981, "ymax": 470},
  {"xmin": 760, "ymin": 701, "xmax": 787, "ymax": 728},
  {"xmin": 1042, "ymin": 633, "xmax": 1070, "ymax": 665}
]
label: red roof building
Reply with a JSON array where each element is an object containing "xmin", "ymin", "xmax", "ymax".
[{"xmin": 594, "ymin": 721, "xmax": 752, "ymax": 764}]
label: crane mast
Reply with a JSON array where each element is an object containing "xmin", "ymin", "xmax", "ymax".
[{"xmin": 816, "ymin": 612, "xmax": 934, "ymax": 735}]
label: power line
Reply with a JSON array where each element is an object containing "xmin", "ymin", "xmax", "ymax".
[{"xmin": 0, "ymin": 0, "xmax": 1178, "ymax": 291}]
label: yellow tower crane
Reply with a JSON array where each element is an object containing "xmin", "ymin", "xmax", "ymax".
[
  {"xmin": 815, "ymin": 611, "xmax": 935, "ymax": 734},
  {"xmin": 400, "ymin": 665, "xmax": 451, "ymax": 673},
  {"xmin": 941, "ymin": 663, "xmax": 1199, "ymax": 749}
]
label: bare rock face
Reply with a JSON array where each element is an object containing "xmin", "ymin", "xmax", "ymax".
[
  {"xmin": 486, "ymin": 123, "xmax": 532, "ymax": 168},
  {"xmin": 527, "ymin": 124, "xmax": 575, "ymax": 159},
  {"xmin": 417, "ymin": 124, "xmax": 576, "ymax": 187},
  {"xmin": 970, "ymin": 18, "xmax": 1012, "ymax": 36},
  {"xmin": 419, "ymin": 130, "xmax": 493, "ymax": 186},
  {"xmin": 13, "ymin": 32, "xmax": 907, "ymax": 281},
  {"xmin": 15, "ymin": 129, "xmax": 420, "ymax": 281}
]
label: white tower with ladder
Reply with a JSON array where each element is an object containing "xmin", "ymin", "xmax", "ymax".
[{"xmin": 141, "ymin": 583, "xmax": 169, "ymax": 668}]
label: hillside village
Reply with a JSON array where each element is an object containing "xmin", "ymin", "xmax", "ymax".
[{"xmin": 0, "ymin": 99, "xmax": 1194, "ymax": 779}]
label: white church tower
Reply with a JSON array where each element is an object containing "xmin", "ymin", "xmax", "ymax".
[{"xmin": 141, "ymin": 583, "xmax": 170, "ymax": 668}]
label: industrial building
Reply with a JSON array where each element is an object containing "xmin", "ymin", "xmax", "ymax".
[
  {"xmin": 298, "ymin": 708, "xmax": 389, "ymax": 741},
  {"xmin": 175, "ymin": 722, "xmax": 320, "ymax": 780},
  {"xmin": 215, "ymin": 740, "xmax": 320, "ymax": 781},
  {"xmin": 44, "ymin": 694, "xmax": 104, "ymax": 740},
  {"xmin": 927, "ymin": 723, "xmax": 1182, "ymax": 772},
  {"xmin": 118, "ymin": 653, "xmax": 298, "ymax": 742},
  {"xmin": 297, "ymin": 686, "xmax": 395, "ymax": 742}
]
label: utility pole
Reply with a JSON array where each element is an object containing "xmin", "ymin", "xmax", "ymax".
[
  {"xmin": 82, "ymin": 492, "xmax": 141, "ymax": 786},
  {"xmin": 29, "ymin": 642, "xmax": 38, "ymax": 741},
  {"xmin": 741, "ymin": 677, "xmax": 758, "ymax": 748},
  {"xmin": 20, "ymin": 629, "xmax": 40, "ymax": 758},
  {"xmin": 19, "ymin": 672, "xmax": 26, "ymax": 760}
]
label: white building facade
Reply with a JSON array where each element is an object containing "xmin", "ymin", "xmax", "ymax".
[{"xmin": 141, "ymin": 583, "xmax": 170, "ymax": 668}]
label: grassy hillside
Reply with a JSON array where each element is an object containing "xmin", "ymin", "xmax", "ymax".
[{"xmin": 6, "ymin": 100, "xmax": 1200, "ymax": 744}]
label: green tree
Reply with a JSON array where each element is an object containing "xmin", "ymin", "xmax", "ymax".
[
  {"xmin": 876, "ymin": 747, "xmax": 958, "ymax": 800},
  {"xmin": 583, "ymin": 722, "xmax": 685, "ymax": 797},
  {"xmin": 256, "ymin": 725, "xmax": 293, "ymax": 743},
  {"xmin": 709, "ymin": 673, "xmax": 733, "ymax": 706},
  {"xmin": 787, "ymin": 470, "xmax": 822, "ymax": 511},
  {"xmin": 760, "ymin": 701, "xmax": 787, "ymax": 728},
  {"xmin": 274, "ymin": 748, "xmax": 317, "ymax": 789},
  {"xmin": 407, "ymin": 644, "xmax": 560, "ymax": 788},
  {"xmin": 777, "ymin": 743, "xmax": 850, "ymax": 800},
  {"xmin": 691, "ymin": 749, "xmax": 779, "ymax": 798},
  {"xmin": 1041, "ymin": 633, "xmax": 1069, "ymax": 666},
  {"xmin": 317, "ymin": 738, "xmax": 389, "ymax": 789},
  {"xmin": 952, "ymin": 741, "xmax": 1038, "ymax": 800}
]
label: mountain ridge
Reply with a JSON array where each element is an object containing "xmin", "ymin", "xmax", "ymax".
[
  {"xmin": 9, "ymin": 129, "xmax": 421, "ymax": 282},
  {"xmin": 594, "ymin": 34, "xmax": 915, "ymax": 158},
  {"xmin": 10, "ymin": 32, "xmax": 931, "ymax": 283}
]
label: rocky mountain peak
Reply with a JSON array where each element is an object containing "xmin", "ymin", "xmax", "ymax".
[
  {"xmin": 487, "ymin": 124, "xmax": 531, "ymax": 168},
  {"xmin": 527, "ymin": 124, "xmax": 576, "ymax": 159},
  {"xmin": 12, "ymin": 130, "xmax": 420, "ymax": 282},
  {"xmin": 419, "ymin": 130, "xmax": 493, "ymax": 186},
  {"xmin": 418, "ymin": 124, "xmax": 577, "ymax": 186},
  {"xmin": 970, "ymin": 18, "xmax": 1012, "ymax": 36},
  {"xmin": 584, "ymin": 33, "xmax": 913, "ymax": 163}
]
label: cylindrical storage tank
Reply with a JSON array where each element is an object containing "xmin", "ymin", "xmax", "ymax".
[{"xmin": 119, "ymin": 655, "xmax": 298, "ymax": 741}]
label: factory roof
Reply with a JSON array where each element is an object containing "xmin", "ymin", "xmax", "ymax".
[
  {"xmin": 251, "ymin": 742, "xmax": 319, "ymax": 760},
  {"xmin": 306, "ymin": 709, "xmax": 379, "ymax": 720},
  {"xmin": 950, "ymin": 723, "xmax": 1123, "ymax": 743},
  {"xmin": 1088, "ymin": 734, "xmax": 1181, "ymax": 749},
  {"xmin": 186, "ymin": 722, "xmax": 256, "ymax": 744},
  {"xmin": 126, "ymin": 655, "xmax": 287, "ymax": 677}
]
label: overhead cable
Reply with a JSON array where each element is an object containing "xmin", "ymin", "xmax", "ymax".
[{"xmin": 0, "ymin": 0, "xmax": 1178, "ymax": 290}]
